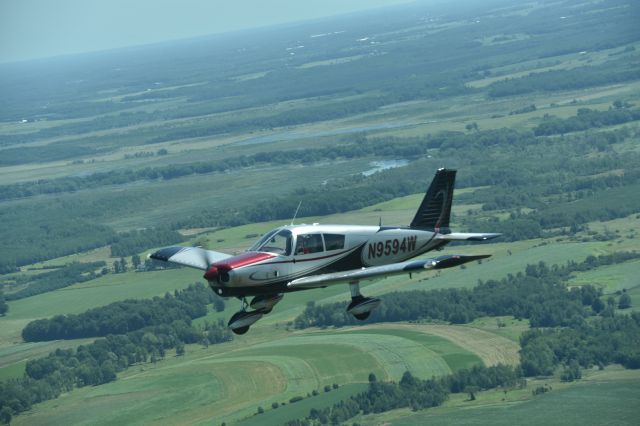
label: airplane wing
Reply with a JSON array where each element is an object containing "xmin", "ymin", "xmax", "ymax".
[
  {"xmin": 287, "ymin": 254, "xmax": 490, "ymax": 289},
  {"xmin": 148, "ymin": 246, "xmax": 231, "ymax": 270},
  {"xmin": 436, "ymin": 232, "xmax": 501, "ymax": 241}
]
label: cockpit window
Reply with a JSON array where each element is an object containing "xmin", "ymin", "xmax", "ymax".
[
  {"xmin": 295, "ymin": 233, "xmax": 324, "ymax": 255},
  {"xmin": 323, "ymin": 234, "xmax": 345, "ymax": 251},
  {"xmin": 250, "ymin": 229, "xmax": 292, "ymax": 255}
]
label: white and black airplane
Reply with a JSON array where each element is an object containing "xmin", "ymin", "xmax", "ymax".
[{"xmin": 150, "ymin": 168, "xmax": 500, "ymax": 334}]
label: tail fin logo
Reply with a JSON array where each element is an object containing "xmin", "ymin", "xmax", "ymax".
[{"xmin": 433, "ymin": 188, "xmax": 447, "ymax": 232}]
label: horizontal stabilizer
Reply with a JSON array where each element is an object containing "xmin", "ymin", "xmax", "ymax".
[
  {"xmin": 431, "ymin": 254, "xmax": 490, "ymax": 269},
  {"xmin": 149, "ymin": 246, "xmax": 231, "ymax": 270},
  {"xmin": 287, "ymin": 254, "xmax": 490, "ymax": 289},
  {"xmin": 436, "ymin": 232, "xmax": 501, "ymax": 241}
]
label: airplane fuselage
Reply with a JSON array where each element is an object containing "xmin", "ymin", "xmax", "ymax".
[{"xmin": 204, "ymin": 224, "xmax": 447, "ymax": 297}]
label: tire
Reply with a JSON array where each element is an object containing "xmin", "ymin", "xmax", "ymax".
[{"xmin": 353, "ymin": 311, "xmax": 370, "ymax": 321}]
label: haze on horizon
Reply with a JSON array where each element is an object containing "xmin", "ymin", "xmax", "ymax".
[{"xmin": 0, "ymin": 0, "xmax": 416, "ymax": 64}]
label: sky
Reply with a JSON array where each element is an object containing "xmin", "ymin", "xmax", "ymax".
[{"xmin": 0, "ymin": 0, "xmax": 415, "ymax": 63}]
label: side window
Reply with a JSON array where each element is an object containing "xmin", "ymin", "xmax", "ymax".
[
  {"xmin": 323, "ymin": 234, "xmax": 345, "ymax": 251},
  {"xmin": 295, "ymin": 234, "xmax": 324, "ymax": 255}
]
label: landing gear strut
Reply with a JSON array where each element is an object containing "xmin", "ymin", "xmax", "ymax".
[{"xmin": 346, "ymin": 282, "xmax": 380, "ymax": 321}]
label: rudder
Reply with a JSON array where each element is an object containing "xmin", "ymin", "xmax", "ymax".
[{"xmin": 409, "ymin": 168, "xmax": 456, "ymax": 231}]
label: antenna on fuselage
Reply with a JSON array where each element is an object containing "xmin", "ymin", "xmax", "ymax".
[
  {"xmin": 379, "ymin": 216, "xmax": 383, "ymax": 227},
  {"xmin": 291, "ymin": 201, "xmax": 302, "ymax": 225}
]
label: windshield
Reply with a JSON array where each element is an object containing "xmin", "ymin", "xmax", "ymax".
[
  {"xmin": 250, "ymin": 229, "xmax": 292, "ymax": 255},
  {"xmin": 248, "ymin": 229, "xmax": 279, "ymax": 251}
]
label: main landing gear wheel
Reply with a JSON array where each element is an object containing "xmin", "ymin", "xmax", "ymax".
[
  {"xmin": 228, "ymin": 297, "xmax": 264, "ymax": 335},
  {"xmin": 232, "ymin": 325, "xmax": 250, "ymax": 335},
  {"xmin": 346, "ymin": 282, "xmax": 381, "ymax": 321},
  {"xmin": 353, "ymin": 311, "xmax": 371, "ymax": 321}
]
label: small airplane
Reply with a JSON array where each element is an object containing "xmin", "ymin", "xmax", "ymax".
[{"xmin": 150, "ymin": 168, "xmax": 500, "ymax": 334}]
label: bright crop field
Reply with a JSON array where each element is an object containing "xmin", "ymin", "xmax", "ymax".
[{"xmin": 11, "ymin": 322, "xmax": 517, "ymax": 426}]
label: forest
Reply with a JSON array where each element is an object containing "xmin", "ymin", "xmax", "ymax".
[{"xmin": 21, "ymin": 283, "xmax": 223, "ymax": 341}]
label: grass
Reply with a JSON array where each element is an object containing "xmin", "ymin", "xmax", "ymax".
[
  {"xmin": 568, "ymin": 259, "xmax": 640, "ymax": 294},
  {"xmin": 370, "ymin": 368, "xmax": 640, "ymax": 426},
  {"xmin": 236, "ymin": 383, "xmax": 367, "ymax": 426},
  {"xmin": 9, "ymin": 323, "xmax": 503, "ymax": 426},
  {"xmin": 469, "ymin": 316, "xmax": 531, "ymax": 342},
  {"xmin": 0, "ymin": 360, "xmax": 26, "ymax": 380},
  {"xmin": 326, "ymin": 327, "xmax": 483, "ymax": 372}
]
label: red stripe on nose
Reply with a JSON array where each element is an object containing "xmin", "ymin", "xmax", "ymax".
[
  {"xmin": 204, "ymin": 252, "xmax": 275, "ymax": 282},
  {"xmin": 214, "ymin": 252, "xmax": 276, "ymax": 270}
]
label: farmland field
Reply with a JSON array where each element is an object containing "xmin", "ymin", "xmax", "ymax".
[
  {"xmin": 10, "ymin": 322, "xmax": 517, "ymax": 426},
  {"xmin": 367, "ymin": 368, "xmax": 640, "ymax": 426}
]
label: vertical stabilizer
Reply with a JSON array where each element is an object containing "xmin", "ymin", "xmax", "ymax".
[{"xmin": 409, "ymin": 168, "xmax": 456, "ymax": 231}]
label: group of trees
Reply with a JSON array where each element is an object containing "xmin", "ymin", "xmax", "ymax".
[
  {"xmin": 2, "ymin": 262, "xmax": 106, "ymax": 301},
  {"xmin": 21, "ymin": 283, "xmax": 222, "ymax": 341},
  {"xmin": 520, "ymin": 313, "xmax": 640, "ymax": 376},
  {"xmin": 533, "ymin": 106, "xmax": 640, "ymax": 136},
  {"xmin": 110, "ymin": 228, "xmax": 184, "ymax": 257},
  {"xmin": 487, "ymin": 61, "xmax": 640, "ymax": 98},
  {"xmin": 0, "ymin": 291, "xmax": 7, "ymax": 316},
  {"xmin": 294, "ymin": 253, "xmax": 639, "ymax": 330},
  {"xmin": 285, "ymin": 364, "xmax": 523, "ymax": 425}
]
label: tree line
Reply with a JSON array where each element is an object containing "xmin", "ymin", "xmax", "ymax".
[
  {"xmin": 0, "ymin": 291, "xmax": 7, "ymax": 316},
  {"xmin": 533, "ymin": 106, "xmax": 640, "ymax": 136},
  {"xmin": 284, "ymin": 364, "xmax": 523, "ymax": 426},
  {"xmin": 21, "ymin": 283, "xmax": 223, "ymax": 341},
  {"xmin": 293, "ymin": 252, "xmax": 639, "ymax": 330},
  {"xmin": 2, "ymin": 262, "xmax": 106, "ymax": 302},
  {"xmin": 487, "ymin": 60, "xmax": 640, "ymax": 98},
  {"xmin": 110, "ymin": 227, "xmax": 185, "ymax": 257},
  {"xmin": 520, "ymin": 313, "xmax": 640, "ymax": 376}
]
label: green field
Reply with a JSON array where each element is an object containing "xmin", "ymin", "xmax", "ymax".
[
  {"xmin": 365, "ymin": 369, "xmax": 640, "ymax": 426},
  {"xmin": 11, "ymin": 323, "xmax": 515, "ymax": 426}
]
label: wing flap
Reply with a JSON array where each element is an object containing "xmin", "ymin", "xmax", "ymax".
[
  {"xmin": 287, "ymin": 254, "xmax": 490, "ymax": 289},
  {"xmin": 149, "ymin": 246, "xmax": 231, "ymax": 270}
]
